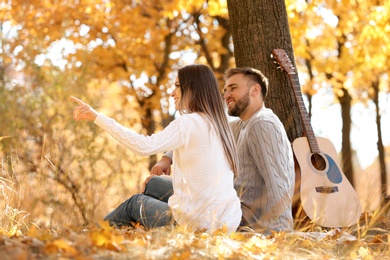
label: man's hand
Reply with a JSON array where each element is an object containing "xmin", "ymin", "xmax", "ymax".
[
  {"xmin": 142, "ymin": 156, "xmax": 172, "ymax": 193},
  {"xmin": 141, "ymin": 174, "xmax": 172, "ymax": 193},
  {"xmin": 141, "ymin": 175, "xmax": 156, "ymax": 193},
  {"xmin": 71, "ymin": 96, "xmax": 98, "ymax": 122},
  {"xmin": 150, "ymin": 156, "xmax": 172, "ymax": 175}
]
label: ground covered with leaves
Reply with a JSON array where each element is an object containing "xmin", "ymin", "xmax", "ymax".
[{"xmin": 0, "ymin": 213, "xmax": 389, "ymax": 260}]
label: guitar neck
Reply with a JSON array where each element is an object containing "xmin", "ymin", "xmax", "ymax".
[
  {"xmin": 289, "ymin": 73, "xmax": 320, "ymax": 154},
  {"xmin": 272, "ymin": 48, "xmax": 321, "ymax": 155}
]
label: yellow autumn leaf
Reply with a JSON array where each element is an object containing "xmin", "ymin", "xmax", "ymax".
[
  {"xmin": 350, "ymin": 251, "xmax": 359, "ymax": 259},
  {"xmin": 5, "ymin": 225, "xmax": 23, "ymax": 237},
  {"xmin": 357, "ymin": 246, "xmax": 371, "ymax": 258},
  {"xmin": 243, "ymin": 235, "xmax": 272, "ymax": 250},
  {"xmin": 229, "ymin": 232, "xmax": 247, "ymax": 241},
  {"xmin": 26, "ymin": 226, "xmax": 53, "ymax": 241},
  {"xmin": 44, "ymin": 239, "xmax": 80, "ymax": 258},
  {"xmin": 85, "ymin": 6, "xmax": 92, "ymax": 14},
  {"xmin": 211, "ymin": 225, "xmax": 228, "ymax": 236},
  {"xmin": 88, "ymin": 222, "xmax": 125, "ymax": 252},
  {"xmin": 208, "ymin": 0, "xmax": 228, "ymax": 17},
  {"xmin": 0, "ymin": 136, "xmax": 12, "ymax": 141},
  {"xmin": 98, "ymin": 219, "xmax": 113, "ymax": 232}
]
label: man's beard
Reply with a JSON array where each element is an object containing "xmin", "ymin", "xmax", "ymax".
[{"xmin": 228, "ymin": 91, "xmax": 250, "ymax": 117}]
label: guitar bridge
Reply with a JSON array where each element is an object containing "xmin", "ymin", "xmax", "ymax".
[{"xmin": 315, "ymin": 186, "xmax": 339, "ymax": 194}]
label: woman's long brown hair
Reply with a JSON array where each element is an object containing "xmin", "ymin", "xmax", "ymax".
[{"xmin": 177, "ymin": 64, "xmax": 239, "ymax": 177}]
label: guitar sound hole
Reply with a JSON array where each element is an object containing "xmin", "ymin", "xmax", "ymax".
[{"xmin": 311, "ymin": 153, "xmax": 326, "ymax": 171}]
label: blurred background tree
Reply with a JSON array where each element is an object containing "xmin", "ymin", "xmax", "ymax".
[{"xmin": 286, "ymin": 0, "xmax": 390, "ymax": 205}]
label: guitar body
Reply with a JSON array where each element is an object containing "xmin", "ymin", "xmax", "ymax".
[
  {"xmin": 293, "ymin": 136, "xmax": 362, "ymax": 227},
  {"xmin": 272, "ymin": 48, "xmax": 361, "ymax": 227}
]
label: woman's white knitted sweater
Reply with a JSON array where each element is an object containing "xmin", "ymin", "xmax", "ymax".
[{"xmin": 94, "ymin": 112, "xmax": 241, "ymax": 233}]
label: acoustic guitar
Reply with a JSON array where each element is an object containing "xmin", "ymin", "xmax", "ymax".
[{"xmin": 272, "ymin": 48, "xmax": 361, "ymax": 228}]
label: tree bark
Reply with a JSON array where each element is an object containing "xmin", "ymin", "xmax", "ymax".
[
  {"xmin": 338, "ymin": 87, "xmax": 354, "ymax": 185},
  {"xmin": 226, "ymin": 0, "xmax": 302, "ymax": 142},
  {"xmin": 227, "ymin": 0, "xmax": 304, "ymax": 220},
  {"xmin": 372, "ymin": 78, "xmax": 388, "ymax": 200},
  {"xmin": 331, "ymin": 27, "xmax": 355, "ymax": 186}
]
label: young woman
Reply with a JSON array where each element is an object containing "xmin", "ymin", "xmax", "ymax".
[{"xmin": 72, "ymin": 64, "xmax": 241, "ymax": 233}]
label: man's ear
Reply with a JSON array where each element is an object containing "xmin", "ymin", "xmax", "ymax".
[{"xmin": 250, "ymin": 83, "xmax": 261, "ymax": 97}]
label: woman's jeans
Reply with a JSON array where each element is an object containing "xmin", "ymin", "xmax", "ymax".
[{"xmin": 104, "ymin": 176, "xmax": 174, "ymax": 229}]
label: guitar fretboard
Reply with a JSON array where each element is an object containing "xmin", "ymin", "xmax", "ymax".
[
  {"xmin": 289, "ymin": 73, "xmax": 321, "ymax": 154},
  {"xmin": 272, "ymin": 48, "xmax": 321, "ymax": 154}
]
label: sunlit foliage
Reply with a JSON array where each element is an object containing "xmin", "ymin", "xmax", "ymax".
[{"xmin": 0, "ymin": 3, "xmax": 389, "ymax": 258}]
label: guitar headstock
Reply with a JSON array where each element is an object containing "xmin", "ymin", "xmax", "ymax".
[{"xmin": 271, "ymin": 49, "xmax": 296, "ymax": 75}]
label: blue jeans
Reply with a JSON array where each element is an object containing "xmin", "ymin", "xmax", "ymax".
[{"xmin": 104, "ymin": 176, "xmax": 174, "ymax": 229}]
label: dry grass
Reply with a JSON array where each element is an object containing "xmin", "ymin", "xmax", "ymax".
[
  {"xmin": 0, "ymin": 155, "xmax": 389, "ymax": 259},
  {"xmin": 0, "ymin": 215, "xmax": 389, "ymax": 259}
]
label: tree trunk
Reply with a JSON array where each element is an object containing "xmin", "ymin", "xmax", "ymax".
[
  {"xmin": 304, "ymin": 53, "xmax": 314, "ymax": 120},
  {"xmin": 226, "ymin": 0, "xmax": 302, "ymax": 142},
  {"xmin": 338, "ymin": 87, "xmax": 354, "ymax": 185},
  {"xmin": 227, "ymin": 0, "xmax": 304, "ymax": 221},
  {"xmin": 332, "ymin": 25, "xmax": 355, "ymax": 187},
  {"xmin": 372, "ymin": 78, "xmax": 388, "ymax": 200}
]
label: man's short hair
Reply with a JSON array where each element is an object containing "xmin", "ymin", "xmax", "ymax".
[{"xmin": 224, "ymin": 67, "xmax": 269, "ymax": 98}]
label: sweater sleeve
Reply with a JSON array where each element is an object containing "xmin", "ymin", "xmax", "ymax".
[
  {"xmin": 163, "ymin": 150, "xmax": 173, "ymax": 160},
  {"xmin": 94, "ymin": 113, "xmax": 184, "ymax": 156}
]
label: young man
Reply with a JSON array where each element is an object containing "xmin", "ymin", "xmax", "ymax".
[
  {"xmin": 223, "ymin": 68, "xmax": 295, "ymax": 233},
  {"xmin": 148, "ymin": 67, "xmax": 295, "ymax": 234}
]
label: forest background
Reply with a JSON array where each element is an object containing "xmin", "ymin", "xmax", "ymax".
[{"xmin": 0, "ymin": 0, "xmax": 390, "ymax": 257}]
